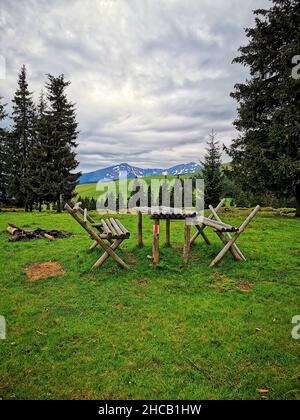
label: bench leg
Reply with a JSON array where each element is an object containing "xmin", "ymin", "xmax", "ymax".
[
  {"xmin": 216, "ymin": 231, "xmax": 243, "ymax": 261},
  {"xmin": 183, "ymin": 224, "xmax": 191, "ymax": 264},
  {"xmin": 89, "ymin": 236, "xmax": 113, "ymax": 250},
  {"xmin": 93, "ymin": 239, "xmax": 126, "ymax": 268},
  {"xmin": 208, "ymin": 204, "xmax": 246, "ymax": 261},
  {"xmin": 210, "ymin": 205, "xmax": 260, "ymax": 267},
  {"xmin": 166, "ymin": 219, "xmax": 171, "ymax": 246},
  {"xmin": 152, "ymin": 219, "xmax": 160, "ymax": 265},
  {"xmin": 89, "ymin": 240, "xmax": 98, "ymax": 250},
  {"xmin": 137, "ymin": 211, "xmax": 143, "ymax": 248},
  {"xmin": 190, "ymin": 199, "xmax": 226, "ymax": 246}
]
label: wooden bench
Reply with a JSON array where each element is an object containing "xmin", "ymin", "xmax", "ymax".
[
  {"xmin": 189, "ymin": 199, "xmax": 260, "ymax": 267},
  {"xmin": 64, "ymin": 203, "xmax": 130, "ymax": 269}
]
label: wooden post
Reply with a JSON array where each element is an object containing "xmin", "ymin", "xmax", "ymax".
[
  {"xmin": 166, "ymin": 219, "xmax": 171, "ymax": 246},
  {"xmin": 183, "ymin": 223, "xmax": 191, "ymax": 264},
  {"xmin": 210, "ymin": 205, "xmax": 260, "ymax": 267},
  {"xmin": 152, "ymin": 219, "xmax": 160, "ymax": 265},
  {"xmin": 137, "ymin": 211, "xmax": 143, "ymax": 248}
]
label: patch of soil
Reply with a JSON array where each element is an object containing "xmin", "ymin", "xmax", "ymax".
[
  {"xmin": 25, "ymin": 262, "xmax": 65, "ymax": 281},
  {"xmin": 112, "ymin": 303, "xmax": 124, "ymax": 309},
  {"xmin": 136, "ymin": 277, "xmax": 149, "ymax": 285},
  {"xmin": 126, "ymin": 252, "xmax": 137, "ymax": 266},
  {"xmin": 235, "ymin": 280, "xmax": 254, "ymax": 292}
]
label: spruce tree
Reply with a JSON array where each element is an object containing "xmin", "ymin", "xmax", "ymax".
[
  {"xmin": 227, "ymin": 0, "xmax": 300, "ymax": 215},
  {"xmin": 7, "ymin": 65, "xmax": 36, "ymax": 210},
  {"xmin": 0, "ymin": 97, "xmax": 8, "ymax": 204},
  {"xmin": 46, "ymin": 74, "xmax": 80, "ymax": 212},
  {"xmin": 201, "ymin": 130, "xmax": 222, "ymax": 208},
  {"xmin": 45, "ymin": 74, "xmax": 80, "ymax": 212},
  {"xmin": 27, "ymin": 91, "xmax": 50, "ymax": 211}
]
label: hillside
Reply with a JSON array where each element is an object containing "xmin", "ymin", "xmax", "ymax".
[
  {"xmin": 79, "ymin": 162, "xmax": 202, "ymax": 184},
  {"xmin": 76, "ymin": 172, "xmax": 202, "ymax": 200}
]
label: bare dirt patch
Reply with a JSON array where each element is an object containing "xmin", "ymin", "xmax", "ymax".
[
  {"xmin": 235, "ymin": 280, "xmax": 254, "ymax": 292},
  {"xmin": 136, "ymin": 277, "xmax": 149, "ymax": 285},
  {"xmin": 112, "ymin": 303, "xmax": 124, "ymax": 309},
  {"xmin": 125, "ymin": 252, "xmax": 137, "ymax": 266},
  {"xmin": 24, "ymin": 262, "xmax": 65, "ymax": 281}
]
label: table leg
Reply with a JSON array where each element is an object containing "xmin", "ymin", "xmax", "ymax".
[
  {"xmin": 137, "ymin": 211, "xmax": 143, "ymax": 248},
  {"xmin": 166, "ymin": 219, "xmax": 171, "ymax": 246},
  {"xmin": 183, "ymin": 223, "xmax": 191, "ymax": 264},
  {"xmin": 153, "ymin": 219, "xmax": 160, "ymax": 264}
]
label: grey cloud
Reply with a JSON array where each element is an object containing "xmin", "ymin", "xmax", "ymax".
[{"xmin": 0, "ymin": 0, "xmax": 270, "ymax": 172}]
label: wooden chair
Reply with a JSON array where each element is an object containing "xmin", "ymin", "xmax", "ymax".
[
  {"xmin": 190, "ymin": 199, "xmax": 260, "ymax": 267},
  {"xmin": 64, "ymin": 203, "xmax": 130, "ymax": 269}
]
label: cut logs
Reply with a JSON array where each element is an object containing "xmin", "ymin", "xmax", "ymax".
[{"xmin": 6, "ymin": 223, "xmax": 71, "ymax": 242}]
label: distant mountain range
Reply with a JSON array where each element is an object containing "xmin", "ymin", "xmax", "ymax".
[{"xmin": 79, "ymin": 162, "xmax": 202, "ymax": 184}]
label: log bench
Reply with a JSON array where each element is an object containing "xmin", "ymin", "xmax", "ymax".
[{"xmin": 65, "ymin": 203, "xmax": 131, "ymax": 269}]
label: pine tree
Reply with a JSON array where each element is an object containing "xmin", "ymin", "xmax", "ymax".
[
  {"xmin": 227, "ymin": 0, "xmax": 300, "ymax": 215},
  {"xmin": 27, "ymin": 91, "xmax": 50, "ymax": 211},
  {"xmin": 45, "ymin": 74, "xmax": 80, "ymax": 212},
  {"xmin": 0, "ymin": 97, "xmax": 8, "ymax": 204},
  {"xmin": 201, "ymin": 130, "xmax": 222, "ymax": 208},
  {"xmin": 7, "ymin": 65, "xmax": 36, "ymax": 210}
]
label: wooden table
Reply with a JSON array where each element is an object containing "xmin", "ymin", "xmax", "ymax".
[
  {"xmin": 136, "ymin": 208, "xmax": 197, "ymax": 265},
  {"xmin": 134, "ymin": 201, "xmax": 260, "ymax": 267}
]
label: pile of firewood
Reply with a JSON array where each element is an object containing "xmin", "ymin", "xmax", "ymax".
[{"xmin": 7, "ymin": 223, "xmax": 71, "ymax": 242}]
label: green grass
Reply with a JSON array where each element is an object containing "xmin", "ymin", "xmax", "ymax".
[{"xmin": 0, "ymin": 209, "xmax": 299, "ymax": 400}]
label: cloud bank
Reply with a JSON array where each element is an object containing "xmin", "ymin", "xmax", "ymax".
[{"xmin": 0, "ymin": 0, "xmax": 269, "ymax": 171}]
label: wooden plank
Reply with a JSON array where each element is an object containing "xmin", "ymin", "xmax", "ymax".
[
  {"xmin": 166, "ymin": 219, "xmax": 171, "ymax": 246},
  {"xmin": 201, "ymin": 217, "xmax": 237, "ymax": 232},
  {"xmin": 65, "ymin": 204, "xmax": 128, "ymax": 269},
  {"xmin": 101, "ymin": 219, "xmax": 112, "ymax": 237},
  {"xmin": 152, "ymin": 219, "xmax": 160, "ymax": 265},
  {"xmin": 137, "ymin": 211, "xmax": 143, "ymax": 247},
  {"xmin": 210, "ymin": 205, "xmax": 260, "ymax": 267},
  {"xmin": 183, "ymin": 223, "xmax": 191, "ymax": 264},
  {"xmin": 208, "ymin": 205, "xmax": 246, "ymax": 261},
  {"xmin": 105, "ymin": 219, "xmax": 118, "ymax": 237},
  {"xmin": 115, "ymin": 219, "xmax": 130, "ymax": 238},
  {"xmin": 110, "ymin": 218, "xmax": 123, "ymax": 237}
]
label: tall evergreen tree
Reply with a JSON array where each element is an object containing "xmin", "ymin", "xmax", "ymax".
[
  {"xmin": 0, "ymin": 96, "xmax": 8, "ymax": 204},
  {"xmin": 202, "ymin": 130, "xmax": 222, "ymax": 208},
  {"xmin": 227, "ymin": 0, "xmax": 300, "ymax": 215},
  {"xmin": 45, "ymin": 74, "xmax": 80, "ymax": 212},
  {"xmin": 27, "ymin": 90, "xmax": 50, "ymax": 211},
  {"xmin": 7, "ymin": 65, "xmax": 36, "ymax": 210}
]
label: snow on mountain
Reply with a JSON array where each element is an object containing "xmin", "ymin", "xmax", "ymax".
[{"xmin": 79, "ymin": 162, "xmax": 202, "ymax": 184}]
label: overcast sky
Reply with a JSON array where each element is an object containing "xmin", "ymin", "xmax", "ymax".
[{"xmin": 0, "ymin": 0, "xmax": 269, "ymax": 172}]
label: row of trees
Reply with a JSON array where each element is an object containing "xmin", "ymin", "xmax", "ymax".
[
  {"xmin": 202, "ymin": 0, "xmax": 299, "ymax": 215},
  {"xmin": 0, "ymin": 65, "xmax": 80, "ymax": 211},
  {"xmin": 226, "ymin": 0, "xmax": 300, "ymax": 216}
]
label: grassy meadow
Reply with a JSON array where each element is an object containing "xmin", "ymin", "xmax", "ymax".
[
  {"xmin": 75, "ymin": 173, "xmax": 202, "ymax": 201},
  {"xmin": 0, "ymin": 208, "xmax": 299, "ymax": 400}
]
